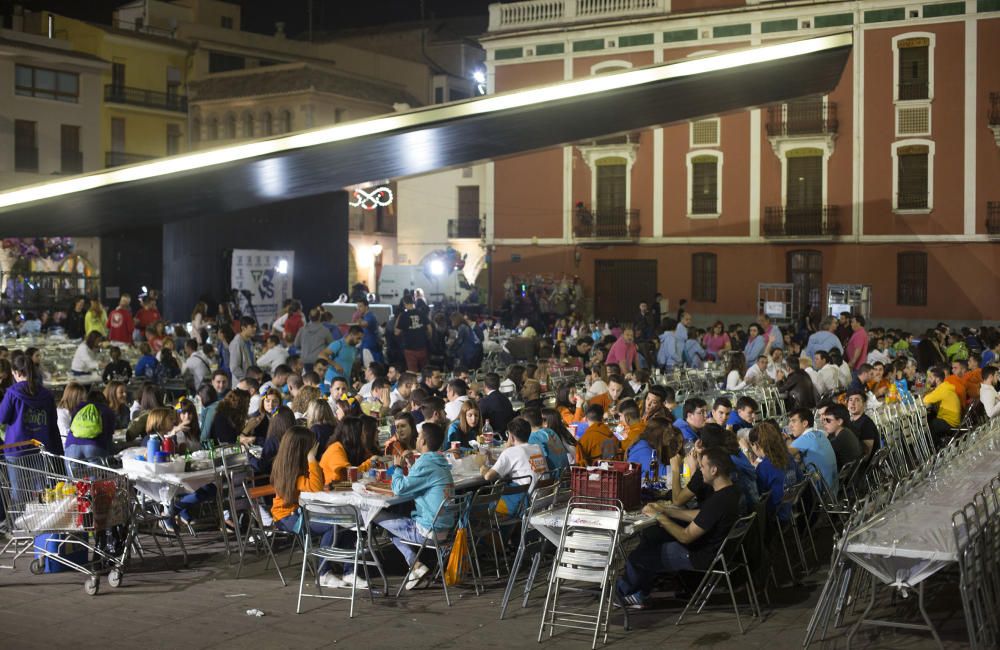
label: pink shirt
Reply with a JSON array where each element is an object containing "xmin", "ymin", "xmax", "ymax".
[
  {"xmin": 846, "ymin": 328, "xmax": 869, "ymax": 370},
  {"xmin": 702, "ymin": 333, "xmax": 730, "ymax": 358},
  {"xmin": 605, "ymin": 337, "xmax": 637, "ymax": 372}
]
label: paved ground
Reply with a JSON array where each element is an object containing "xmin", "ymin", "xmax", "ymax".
[{"xmin": 0, "ymin": 530, "xmax": 972, "ymax": 650}]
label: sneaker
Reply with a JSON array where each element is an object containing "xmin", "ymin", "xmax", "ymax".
[
  {"xmin": 341, "ymin": 573, "xmax": 368, "ymax": 589},
  {"xmin": 318, "ymin": 573, "xmax": 345, "ymax": 589},
  {"xmin": 621, "ymin": 591, "xmax": 646, "ymax": 610},
  {"xmin": 405, "ymin": 563, "xmax": 430, "ymax": 591}
]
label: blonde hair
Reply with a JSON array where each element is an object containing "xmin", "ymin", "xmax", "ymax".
[
  {"xmin": 305, "ymin": 398, "xmax": 336, "ymax": 429},
  {"xmin": 145, "ymin": 407, "xmax": 178, "ymax": 434},
  {"xmin": 58, "ymin": 382, "xmax": 88, "ymax": 411},
  {"xmin": 291, "ymin": 385, "xmax": 321, "ymax": 414}
]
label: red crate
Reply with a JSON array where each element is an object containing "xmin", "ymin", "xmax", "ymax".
[{"xmin": 570, "ymin": 462, "xmax": 642, "ymax": 511}]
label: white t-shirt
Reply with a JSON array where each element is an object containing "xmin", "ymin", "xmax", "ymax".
[
  {"xmin": 445, "ymin": 395, "xmax": 469, "ymax": 421},
  {"xmin": 491, "ymin": 443, "xmax": 547, "ymax": 493}
]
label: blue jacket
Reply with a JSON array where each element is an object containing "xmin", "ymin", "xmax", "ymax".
[
  {"xmin": 0, "ymin": 382, "xmax": 62, "ymax": 456},
  {"xmin": 657, "ymin": 331, "xmax": 680, "ymax": 368},
  {"xmin": 804, "ymin": 330, "xmax": 843, "ymax": 360},
  {"xmin": 726, "ymin": 411, "xmax": 753, "ymax": 432},
  {"xmin": 744, "ymin": 336, "xmax": 765, "ymax": 363},
  {"xmin": 683, "ymin": 339, "xmax": 707, "ymax": 368},
  {"xmin": 135, "ymin": 354, "xmax": 159, "ymax": 380},
  {"xmin": 446, "ymin": 420, "xmax": 478, "ymax": 449},
  {"xmin": 392, "ymin": 452, "xmax": 455, "ymax": 531},
  {"xmin": 626, "ymin": 438, "xmax": 656, "ymax": 477},
  {"xmin": 673, "ymin": 417, "xmax": 698, "ymax": 443},
  {"xmin": 528, "ymin": 428, "xmax": 569, "ymax": 473},
  {"xmin": 731, "ymin": 451, "xmax": 760, "ymax": 512}
]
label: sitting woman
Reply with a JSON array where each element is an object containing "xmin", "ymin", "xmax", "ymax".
[
  {"xmin": 319, "ymin": 416, "xmax": 374, "ymax": 484},
  {"xmin": 360, "ymin": 415, "xmax": 381, "ymax": 459},
  {"xmin": 333, "ymin": 395, "xmax": 363, "ymax": 421},
  {"xmin": 271, "ymin": 426, "xmax": 356, "ymax": 589},
  {"xmin": 134, "ymin": 343, "xmax": 159, "ymax": 381},
  {"xmin": 126, "ymin": 382, "xmax": 162, "ymax": 441},
  {"xmin": 103, "ymin": 381, "xmax": 130, "ymax": 430},
  {"xmin": 291, "ymin": 385, "xmax": 322, "ymax": 419},
  {"xmin": 208, "ymin": 389, "xmax": 256, "ymax": 445},
  {"xmin": 554, "ymin": 384, "xmax": 585, "ymax": 426},
  {"xmin": 626, "ymin": 416, "xmax": 684, "ymax": 478},
  {"xmin": 745, "ymin": 421, "xmax": 802, "ymax": 522},
  {"xmin": 71, "ymin": 331, "xmax": 104, "ymax": 376},
  {"xmin": 169, "ymin": 398, "xmax": 201, "ymax": 453},
  {"xmin": 542, "ymin": 408, "xmax": 578, "ymax": 465},
  {"xmin": 384, "ymin": 412, "xmax": 416, "ymax": 457},
  {"xmin": 243, "ymin": 388, "xmax": 282, "ymax": 446},
  {"xmin": 446, "ymin": 400, "xmax": 481, "ymax": 449},
  {"xmin": 253, "ymin": 406, "xmax": 296, "ymax": 474},
  {"xmin": 143, "ymin": 406, "xmax": 194, "ymax": 454},
  {"xmin": 305, "ymin": 398, "xmax": 337, "ymax": 451}
]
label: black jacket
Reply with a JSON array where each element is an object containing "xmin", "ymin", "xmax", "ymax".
[{"xmin": 478, "ymin": 390, "xmax": 515, "ymax": 440}]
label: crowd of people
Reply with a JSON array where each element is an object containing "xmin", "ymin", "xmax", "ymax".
[{"xmin": 0, "ymin": 289, "xmax": 995, "ymax": 599}]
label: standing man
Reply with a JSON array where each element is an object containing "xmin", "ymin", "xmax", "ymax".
[
  {"xmin": 805, "ymin": 316, "xmax": 844, "ymax": 360},
  {"xmin": 605, "ymin": 327, "xmax": 639, "ymax": 374},
  {"xmin": 106, "ymin": 294, "xmax": 134, "ymax": 345},
  {"xmin": 353, "ymin": 298, "xmax": 383, "ymax": 367},
  {"xmin": 845, "ymin": 315, "xmax": 869, "ymax": 372},
  {"xmin": 294, "ymin": 307, "xmax": 334, "ymax": 371},
  {"xmin": 134, "ymin": 296, "xmax": 161, "ymax": 343},
  {"xmin": 394, "ymin": 294, "xmax": 432, "ymax": 372},
  {"xmin": 228, "ymin": 316, "xmax": 257, "ymax": 382},
  {"xmin": 635, "ymin": 302, "xmax": 655, "ymax": 342},
  {"xmin": 320, "ymin": 325, "xmax": 363, "ymax": 385},
  {"xmin": 478, "ymin": 372, "xmax": 515, "ymax": 439}
]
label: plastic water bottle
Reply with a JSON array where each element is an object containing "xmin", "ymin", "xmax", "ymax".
[
  {"xmin": 483, "ymin": 420, "xmax": 493, "ymax": 445},
  {"xmin": 146, "ymin": 436, "xmax": 161, "ymax": 463}
]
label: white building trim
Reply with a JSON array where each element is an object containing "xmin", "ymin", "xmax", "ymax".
[
  {"xmin": 963, "ymin": 2, "xmax": 977, "ymax": 234},
  {"xmin": 576, "ymin": 143, "xmax": 640, "ymax": 215},
  {"xmin": 891, "ymin": 31, "xmax": 936, "ymax": 104},
  {"xmin": 589, "ymin": 60, "xmax": 633, "ymax": 75},
  {"xmin": 854, "ymin": 12, "xmax": 864, "ymax": 241}
]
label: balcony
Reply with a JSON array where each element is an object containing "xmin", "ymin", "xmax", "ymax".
[
  {"xmin": 763, "ymin": 206, "xmax": 840, "ymax": 238},
  {"xmin": 105, "ymin": 151, "xmax": 156, "ymax": 168},
  {"xmin": 766, "ymin": 102, "xmax": 838, "ymax": 138},
  {"xmin": 448, "ymin": 217, "xmax": 482, "ymax": 239},
  {"xmin": 488, "ymin": 0, "xmax": 667, "ymax": 32},
  {"xmin": 112, "ymin": 19, "xmax": 177, "ymax": 39},
  {"xmin": 898, "ymin": 80, "xmax": 929, "ymax": 101},
  {"xmin": 573, "ymin": 206, "xmax": 640, "ymax": 241},
  {"xmin": 987, "ymin": 202, "xmax": 1000, "ymax": 235},
  {"xmin": 990, "ymin": 92, "xmax": 1000, "ymax": 147},
  {"xmin": 14, "ymin": 147, "xmax": 38, "ymax": 172},
  {"xmin": 61, "ymin": 151, "xmax": 83, "ymax": 174},
  {"xmin": 105, "ymin": 84, "xmax": 187, "ymax": 113}
]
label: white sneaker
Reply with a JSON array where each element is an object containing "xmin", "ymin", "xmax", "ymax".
[
  {"xmin": 405, "ymin": 563, "xmax": 430, "ymax": 591},
  {"xmin": 341, "ymin": 573, "xmax": 368, "ymax": 589},
  {"xmin": 318, "ymin": 573, "xmax": 344, "ymax": 589}
]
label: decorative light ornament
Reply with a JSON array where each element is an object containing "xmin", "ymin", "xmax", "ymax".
[{"xmin": 350, "ymin": 186, "xmax": 393, "ymax": 210}]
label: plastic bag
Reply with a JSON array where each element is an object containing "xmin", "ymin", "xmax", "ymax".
[{"xmin": 444, "ymin": 527, "xmax": 470, "ymax": 586}]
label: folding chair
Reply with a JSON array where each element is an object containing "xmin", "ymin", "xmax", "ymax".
[
  {"xmin": 676, "ymin": 512, "xmax": 761, "ymax": 634},
  {"xmin": 394, "ymin": 493, "xmax": 477, "ymax": 606},
  {"xmin": 537, "ymin": 497, "xmax": 625, "ymax": 649},
  {"xmin": 770, "ymin": 479, "xmax": 812, "ymax": 585},
  {"xmin": 297, "ymin": 502, "xmax": 387, "ymax": 617},
  {"xmin": 466, "ymin": 482, "xmax": 506, "ymax": 580},
  {"xmin": 236, "ymin": 483, "xmax": 287, "ymax": 585},
  {"xmin": 499, "ymin": 481, "xmax": 564, "ymax": 619}
]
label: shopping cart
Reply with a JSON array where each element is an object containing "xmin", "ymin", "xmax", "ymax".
[{"xmin": 0, "ymin": 441, "xmax": 132, "ymax": 595}]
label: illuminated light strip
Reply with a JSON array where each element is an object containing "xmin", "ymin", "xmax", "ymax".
[
  {"xmin": 0, "ymin": 33, "xmax": 851, "ymax": 211},
  {"xmin": 350, "ymin": 186, "xmax": 394, "ymax": 210}
]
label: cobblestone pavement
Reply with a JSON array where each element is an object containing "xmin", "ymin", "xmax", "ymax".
[{"xmin": 0, "ymin": 532, "xmax": 971, "ymax": 650}]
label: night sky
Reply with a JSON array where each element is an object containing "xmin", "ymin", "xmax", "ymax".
[{"xmin": 6, "ymin": 0, "xmax": 497, "ymax": 34}]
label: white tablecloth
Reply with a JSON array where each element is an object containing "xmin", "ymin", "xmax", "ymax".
[
  {"xmin": 530, "ymin": 506, "xmax": 656, "ymax": 546},
  {"xmin": 300, "ymin": 470, "xmax": 486, "ymax": 528},
  {"xmin": 845, "ymin": 430, "xmax": 1000, "ymax": 587},
  {"xmin": 123, "ymin": 468, "xmax": 219, "ymax": 505}
]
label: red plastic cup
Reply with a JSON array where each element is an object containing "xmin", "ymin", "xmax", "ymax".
[{"xmin": 347, "ymin": 467, "xmax": 359, "ymax": 482}]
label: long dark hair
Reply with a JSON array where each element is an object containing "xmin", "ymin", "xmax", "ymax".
[
  {"xmin": 266, "ymin": 406, "xmax": 296, "ymax": 443},
  {"xmin": 271, "ymin": 426, "xmax": 314, "ymax": 503},
  {"xmin": 555, "ymin": 383, "xmax": 575, "ymax": 411},
  {"xmin": 216, "ymin": 388, "xmax": 250, "ymax": 430},
  {"xmin": 332, "ymin": 416, "xmax": 369, "ymax": 466},
  {"xmin": 360, "ymin": 414, "xmax": 380, "ymax": 457},
  {"xmin": 542, "ymin": 407, "xmax": 577, "ymax": 448},
  {"xmin": 11, "ymin": 352, "xmax": 42, "ymax": 396}
]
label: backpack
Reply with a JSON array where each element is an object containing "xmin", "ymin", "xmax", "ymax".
[{"xmin": 70, "ymin": 403, "xmax": 103, "ymax": 440}]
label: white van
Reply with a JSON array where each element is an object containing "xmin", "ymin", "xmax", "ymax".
[{"xmin": 377, "ymin": 264, "xmax": 474, "ymax": 305}]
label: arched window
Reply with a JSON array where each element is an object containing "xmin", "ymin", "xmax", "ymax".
[
  {"xmin": 280, "ymin": 109, "xmax": 292, "ymax": 133},
  {"xmin": 686, "ymin": 151, "xmax": 722, "ymax": 217},
  {"xmin": 242, "ymin": 112, "xmax": 254, "ymax": 138},
  {"xmin": 206, "ymin": 117, "xmax": 218, "ymax": 140},
  {"xmin": 261, "ymin": 111, "xmax": 273, "ymax": 136},
  {"xmin": 691, "ymin": 253, "xmax": 717, "ymax": 303}
]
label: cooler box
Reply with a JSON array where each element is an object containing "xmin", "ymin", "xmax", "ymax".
[{"xmin": 34, "ymin": 533, "xmax": 89, "ymax": 573}]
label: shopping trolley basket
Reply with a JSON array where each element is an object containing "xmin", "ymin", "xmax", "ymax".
[{"xmin": 0, "ymin": 441, "xmax": 132, "ymax": 595}]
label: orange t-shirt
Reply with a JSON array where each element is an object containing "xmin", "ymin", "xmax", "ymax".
[
  {"xmin": 319, "ymin": 441, "xmax": 373, "ymax": 484},
  {"xmin": 270, "ymin": 461, "xmax": 323, "ymax": 522},
  {"xmin": 945, "ymin": 375, "xmax": 967, "ymax": 406},
  {"xmin": 577, "ymin": 422, "xmax": 622, "ymax": 466},
  {"xmin": 963, "ymin": 369, "xmax": 983, "ymax": 401},
  {"xmin": 621, "ymin": 421, "xmax": 646, "ymax": 452}
]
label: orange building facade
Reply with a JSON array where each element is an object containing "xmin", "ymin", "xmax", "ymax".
[{"xmin": 479, "ymin": 0, "xmax": 1000, "ymax": 327}]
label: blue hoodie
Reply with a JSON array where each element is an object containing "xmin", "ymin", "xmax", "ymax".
[
  {"xmin": 0, "ymin": 382, "xmax": 62, "ymax": 456},
  {"xmin": 391, "ymin": 452, "xmax": 455, "ymax": 531},
  {"xmin": 626, "ymin": 438, "xmax": 656, "ymax": 476},
  {"xmin": 673, "ymin": 417, "xmax": 698, "ymax": 443}
]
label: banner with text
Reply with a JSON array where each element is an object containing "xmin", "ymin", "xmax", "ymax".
[{"xmin": 230, "ymin": 249, "xmax": 294, "ymax": 327}]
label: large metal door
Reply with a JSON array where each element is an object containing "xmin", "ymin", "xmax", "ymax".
[{"xmin": 593, "ymin": 259, "xmax": 656, "ymax": 322}]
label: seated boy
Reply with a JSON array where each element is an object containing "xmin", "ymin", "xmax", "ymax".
[
  {"xmin": 577, "ymin": 404, "xmax": 622, "ymax": 466},
  {"xmin": 374, "ymin": 421, "xmax": 455, "ymax": 590},
  {"xmin": 481, "ymin": 417, "xmax": 548, "ymax": 516}
]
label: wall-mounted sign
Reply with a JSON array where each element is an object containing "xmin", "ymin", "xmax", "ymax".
[{"xmin": 350, "ymin": 186, "xmax": 394, "ymax": 210}]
